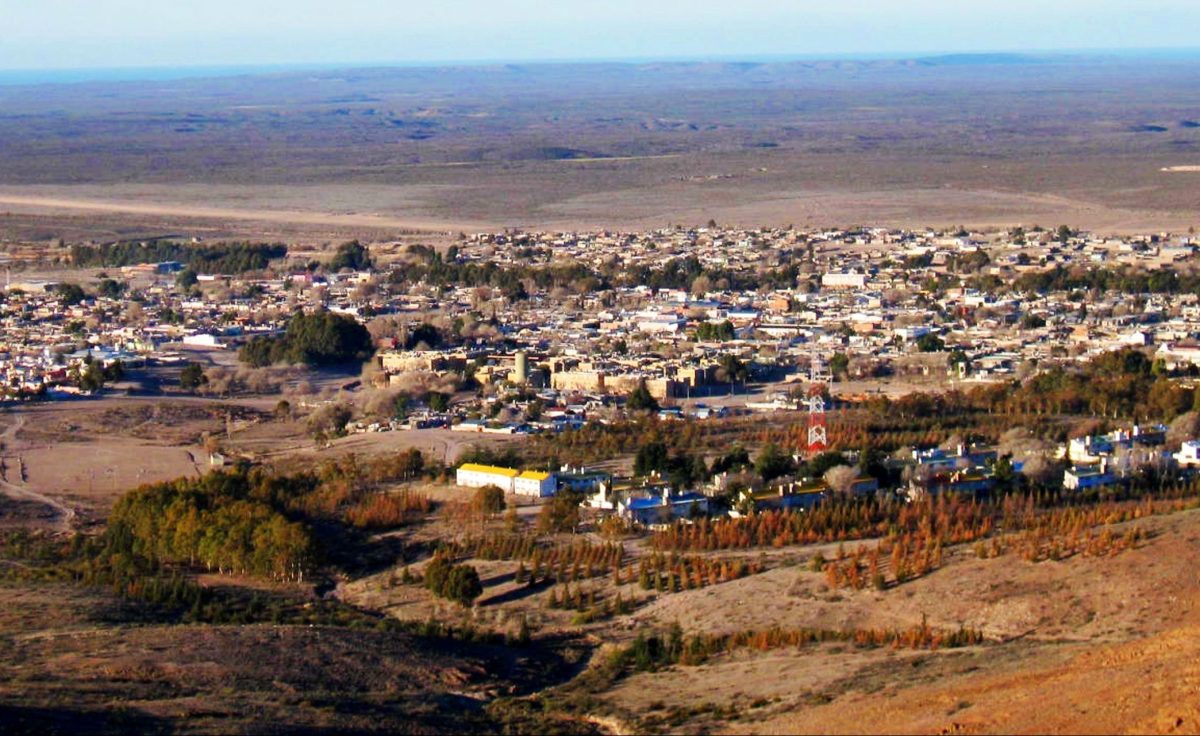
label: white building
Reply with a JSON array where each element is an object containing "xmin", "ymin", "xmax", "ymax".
[
  {"xmin": 455, "ymin": 463, "xmax": 519, "ymax": 493},
  {"xmin": 1175, "ymin": 440, "xmax": 1200, "ymax": 468},
  {"xmin": 821, "ymin": 272, "xmax": 867, "ymax": 290},
  {"xmin": 455, "ymin": 464, "xmax": 557, "ymax": 496},
  {"xmin": 635, "ymin": 312, "xmax": 686, "ymax": 334},
  {"xmin": 1157, "ymin": 341, "xmax": 1200, "ymax": 370},
  {"xmin": 514, "ymin": 470, "xmax": 557, "ymax": 497}
]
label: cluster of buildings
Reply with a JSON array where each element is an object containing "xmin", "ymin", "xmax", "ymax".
[
  {"xmin": 450, "ymin": 414, "xmax": 1200, "ymax": 529},
  {"xmin": 4, "ymin": 224, "xmax": 1200, "ymax": 433}
]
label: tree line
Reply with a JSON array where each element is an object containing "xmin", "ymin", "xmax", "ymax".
[
  {"xmin": 69, "ymin": 240, "xmax": 287, "ymax": 273},
  {"xmin": 240, "ymin": 310, "xmax": 373, "ymax": 367}
]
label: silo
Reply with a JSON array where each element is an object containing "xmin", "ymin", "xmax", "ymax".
[{"xmin": 513, "ymin": 351, "xmax": 529, "ymax": 384}]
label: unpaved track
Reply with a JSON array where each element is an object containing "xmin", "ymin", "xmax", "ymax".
[{"xmin": 0, "ymin": 415, "xmax": 75, "ymax": 531}]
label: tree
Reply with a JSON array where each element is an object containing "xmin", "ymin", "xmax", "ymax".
[
  {"xmin": 78, "ymin": 361, "xmax": 106, "ymax": 392},
  {"xmin": 55, "ymin": 282, "xmax": 87, "ymax": 306},
  {"xmin": 1021, "ymin": 313, "xmax": 1046, "ymax": 330},
  {"xmin": 240, "ymin": 310, "xmax": 372, "ymax": 367},
  {"xmin": 423, "ymin": 556, "xmax": 482, "ymax": 606},
  {"xmin": 404, "ymin": 323, "xmax": 444, "ymax": 351},
  {"xmin": 695, "ymin": 320, "xmax": 734, "ymax": 342},
  {"xmin": 626, "ymin": 381, "xmax": 660, "ymax": 413},
  {"xmin": 992, "ymin": 456, "xmax": 1017, "ymax": 493},
  {"xmin": 829, "ymin": 353, "xmax": 850, "ymax": 379},
  {"xmin": 308, "ymin": 402, "xmax": 353, "ymax": 439},
  {"xmin": 176, "ymin": 269, "xmax": 199, "ymax": 289},
  {"xmin": 916, "ymin": 333, "xmax": 945, "ymax": 353},
  {"xmin": 180, "ymin": 363, "xmax": 208, "ymax": 391},
  {"xmin": 472, "ymin": 485, "xmax": 506, "ymax": 517},
  {"xmin": 329, "ymin": 240, "xmax": 372, "ymax": 271},
  {"xmin": 427, "ymin": 392, "xmax": 450, "ymax": 412},
  {"xmin": 823, "ymin": 465, "xmax": 860, "ymax": 495},
  {"xmin": 755, "ymin": 443, "xmax": 795, "ymax": 482},
  {"xmin": 97, "ymin": 278, "xmax": 125, "ymax": 299},
  {"xmin": 538, "ymin": 490, "xmax": 583, "ymax": 534},
  {"xmin": 947, "ymin": 349, "xmax": 970, "ymax": 375},
  {"xmin": 103, "ymin": 360, "xmax": 125, "ymax": 383},
  {"xmin": 442, "ymin": 565, "xmax": 483, "ymax": 607},
  {"xmin": 711, "ymin": 446, "xmax": 751, "ymax": 475},
  {"xmin": 634, "ymin": 441, "xmax": 669, "ymax": 476},
  {"xmin": 718, "ymin": 354, "xmax": 749, "ymax": 384},
  {"xmin": 808, "ymin": 451, "xmax": 849, "ymax": 478}
]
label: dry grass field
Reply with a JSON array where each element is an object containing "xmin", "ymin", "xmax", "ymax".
[{"xmin": 1, "ymin": 55, "xmax": 1200, "ymax": 240}]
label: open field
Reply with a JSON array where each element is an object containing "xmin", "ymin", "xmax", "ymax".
[{"xmin": 2, "ymin": 55, "xmax": 1200, "ymax": 239}]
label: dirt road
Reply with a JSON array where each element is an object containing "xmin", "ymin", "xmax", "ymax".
[{"xmin": 0, "ymin": 415, "xmax": 75, "ymax": 531}]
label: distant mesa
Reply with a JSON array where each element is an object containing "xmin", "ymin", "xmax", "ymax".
[
  {"xmin": 1129, "ymin": 124, "xmax": 1169, "ymax": 133},
  {"xmin": 916, "ymin": 53, "xmax": 1042, "ymax": 66}
]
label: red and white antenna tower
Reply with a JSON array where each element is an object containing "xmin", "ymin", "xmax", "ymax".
[{"xmin": 806, "ymin": 358, "xmax": 828, "ymax": 455}]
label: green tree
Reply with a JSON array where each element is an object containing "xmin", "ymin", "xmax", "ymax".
[
  {"xmin": 537, "ymin": 490, "xmax": 583, "ymax": 534},
  {"xmin": 718, "ymin": 354, "xmax": 749, "ymax": 383},
  {"xmin": 97, "ymin": 278, "xmax": 125, "ymax": 299},
  {"xmin": 427, "ymin": 392, "xmax": 450, "ymax": 412},
  {"xmin": 329, "ymin": 240, "xmax": 372, "ymax": 271},
  {"xmin": 239, "ymin": 310, "xmax": 372, "ymax": 367},
  {"xmin": 695, "ymin": 320, "xmax": 735, "ymax": 342},
  {"xmin": 755, "ymin": 443, "xmax": 795, "ymax": 482},
  {"xmin": 442, "ymin": 565, "xmax": 483, "ymax": 607},
  {"xmin": 472, "ymin": 485, "xmax": 506, "ymax": 516},
  {"xmin": 916, "ymin": 333, "xmax": 945, "ymax": 352},
  {"xmin": 55, "ymin": 283, "xmax": 87, "ymax": 306},
  {"xmin": 78, "ymin": 361, "xmax": 106, "ymax": 392},
  {"xmin": 1020, "ymin": 313, "xmax": 1046, "ymax": 329},
  {"xmin": 634, "ymin": 441, "xmax": 669, "ymax": 476},
  {"xmin": 626, "ymin": 381, "xmax": 660, "ymax": 412},
  {"xmin": 829, "ymin": 353, "xmax": 850, "ymax": 379},
  {"xmin": 404, "ymin": 323, "xmax": 444, "ymax": 350},
  {"xmin": 180, "ymin": 363, "xmax": 207, "ymax": 391},
  {"xmin": 176, "ymin": 269, "xmax": 199, "ymax": 289}
]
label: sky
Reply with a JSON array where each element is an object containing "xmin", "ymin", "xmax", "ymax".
[{"xmin": 3, "ymin": 0, "xmax": 1200, "ymax": 73}]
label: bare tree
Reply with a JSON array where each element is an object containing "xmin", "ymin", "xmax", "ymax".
[{"xmin": 823, "ymin": 465, "xmax": 860, "ymax": 495}]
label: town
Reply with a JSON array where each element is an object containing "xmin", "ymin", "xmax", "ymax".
[{"xmin": 3, "ymin": 224, "xmax": 1199, "ymax": 507}]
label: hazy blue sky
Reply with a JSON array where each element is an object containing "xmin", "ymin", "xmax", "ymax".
[{"xmin": 4, "ymin": 0, "xmax": 1200, "ymax": 71}]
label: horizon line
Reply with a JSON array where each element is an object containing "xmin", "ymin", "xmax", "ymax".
[{"xmin": 3, "ymin": 45, "xmax": 1200, "ymax": 87}]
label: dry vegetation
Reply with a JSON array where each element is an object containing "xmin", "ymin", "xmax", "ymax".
[{"xmin": 3, "ymin": 57, "xmax": 1200, "ymax": 239}]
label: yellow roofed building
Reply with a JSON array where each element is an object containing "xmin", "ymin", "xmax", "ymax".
[
  {"xmin": 456, "ymin": 463, "xmax": 520, "ymax": 492},
  {"xmin": 514, "ymin": 469, "xmax": 558, "ymax": 497}
]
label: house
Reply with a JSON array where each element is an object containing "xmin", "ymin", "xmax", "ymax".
[
  {"xmin": 909, "ymin": 469, "xmax": 994, "ymax": 500},
  {"xmin": 618, "ymin": 489, "xmax": 709, "ymax": 527},
  {"xmin": 1063, "ymin": 464, "xmax": 1117, "ymax": 491},
  {"xmin": 1156, "ymin": 341, "xmax": 1200, "ymax": 370},
  {"xmin": 734, "ymin": 481, "xmax": 828, "ymax": 516},
  {"xmin": 1175, "ymin": 440, "xmax": 1200, "ymax": 468},
  {"xmin": 558, "ymin": 466, "xmax": 612, "ymax": 494}
]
